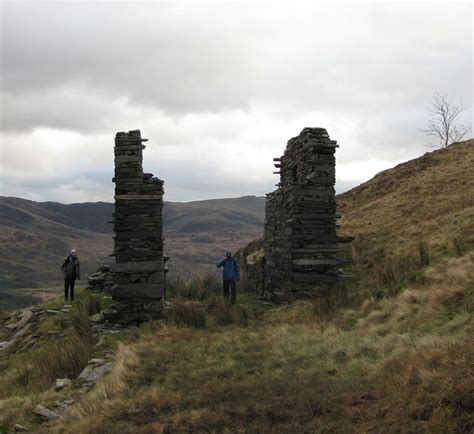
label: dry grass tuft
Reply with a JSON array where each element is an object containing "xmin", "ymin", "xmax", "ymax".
[
  {"xmin": 206, "ymin": 296, "xmax": 249, "ymax": 326},
  {"xmin": 357, "ymin": 339, "xmax": 474, "ymax": 433},
  {"xmin": 169, "ymin": 300, "xmax": 207, "ymax": 328},
  {"xmin": 168, "ymin": 273, "xmax": 221, "ymax": 301}
]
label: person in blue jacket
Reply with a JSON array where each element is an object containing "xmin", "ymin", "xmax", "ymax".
[{"xmin": 216, "ymin": 252, "xmax": 240, "ymax": 304}]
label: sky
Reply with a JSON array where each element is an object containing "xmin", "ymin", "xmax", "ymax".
[{"xmin": 0, "ymin": 1, "xmax": 472, "ymax": 203}]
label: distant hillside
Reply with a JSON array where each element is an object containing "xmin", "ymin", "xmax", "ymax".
[{"xmin": 0, "ymin": 195, "xmax": 265, "ymax": 294}]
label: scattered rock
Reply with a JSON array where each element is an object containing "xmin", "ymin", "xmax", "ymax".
[
  {"xmin": 33, "ymin": 404, "xmax": 60, "ymax": 420},
  {"xmin": 89, "ymin": 312, "xmax": 105, "ymax": 324},
  {"xmin": 55, "ymin": 400, "xmax": 75, "ymax": 410},
  {"xmin": 87, "ymin": 265, "xmax": 115, "ymax": 292},
  {"xmin": 1, "ymin": 323, "xmax": 32, "ymax": 351},
  {"xmin": 79, "ymin": 362, "xmax": 113, "ymax": 383},
  {"xmin": 126, "ymin": 407, "xmax": 142, "ymax": 415},
  {"xmin": 46, "ymin": 309, "xmax": 63, "ymax": 315},
  {"xmin": 55, "ymin": 378, "xmax": 72, "ymax": 390},
  {"xmin": 6, "ymin": 309, "xmax": 32, "ymax": 330},
  {"xmin": 87, "ymin": 357, "xmax": 106, "ymax": 365},
  {"xmin": 60, "ymin": 308, "xmax": 71, "ymax": 313},
  {"xmin": 19, "ymin": 335, "xmax": 39, "ymax": 351},
  {"xmin": 102, "ymin": 308, "xmax": 118, "ymax": 322},
  {"xmin": 14, "ymin": 423, "xmax": 28, "ymax": 432}
]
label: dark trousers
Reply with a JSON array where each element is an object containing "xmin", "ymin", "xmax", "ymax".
[
  {"xmin": 64, "ymin": 278, "xmax": 76, "ymax": 301},
  {"xmin": 223, "ymin": 280, "xmax": 236, "ymax": 304}
]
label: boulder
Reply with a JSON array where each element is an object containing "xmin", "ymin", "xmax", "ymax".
[
  {"xmin": 55, "ymin": 378, "xmax": 72, "ymax": 390},
  {"xmin": 33, "ymin": 405, "xmax": 60, "ymax": 420},
  {"xmin": 78, "ymin": 362, "xmax": 113, "ymax": 383}
]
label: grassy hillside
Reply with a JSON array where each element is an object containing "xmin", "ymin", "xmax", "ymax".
[
  {"xmin": 0, "ymin": 140, "xmax": 472, "ymax": 433},
  {"xmin": 338, "ymin": 139, "xmax": 474, "ymax": 287},
  {"xmin": 0, "ymin": 251, "xmax": 472, "ymax": 433}
]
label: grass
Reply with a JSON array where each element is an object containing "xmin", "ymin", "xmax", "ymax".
[
  {"xmin": 0, "ymin": 292, "xmax": 97, "ymax": 398},
  {"xmin": 338, "ymin": 140, "xmax": 474, "ymax": 291},
  {"xmin": 166, "ymin": 273, "xmax": 222, "ymax": 300},
  {"xmin": 2, "ymin": 248, "xmax": 462, "ymax": 433},
  {"xmin": 0, "ymin": 250, "xmax": 472, "ymax": 432}
]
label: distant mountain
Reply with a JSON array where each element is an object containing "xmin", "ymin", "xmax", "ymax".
[{"xmin": 0, "ymin": 195, "xmax": 265, "ymax": 292}]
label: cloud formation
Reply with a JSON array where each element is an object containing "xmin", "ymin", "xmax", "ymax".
[{"xmin": 1, "ymin": 2, "xmax": 472, "ymax": 202}]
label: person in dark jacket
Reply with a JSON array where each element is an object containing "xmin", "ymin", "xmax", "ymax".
[
  {"xmin": 216, "ymin": 252, "xmax": 240, "ymax": 304},
  {"xmin": 61, "ymin": 249, "xmax": 80, "ymax": 301}
]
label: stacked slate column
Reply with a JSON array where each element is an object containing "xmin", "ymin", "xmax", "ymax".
[
  {"xmin": 111, "ymin": 130, "xmax": 165, "ymax": 321},
  {"xmin": 264, "ymin": 127, "xmax": 352, "ymax": 301}
]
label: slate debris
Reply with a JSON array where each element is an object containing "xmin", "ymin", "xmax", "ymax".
[
  {"xmin": 264, "ymin": 127, "xmax": 353, "ymax": 301},
  {"xmin": 33, "ymin": 405, "xmax": 60, "ymax": 420},
  {"xmin": 87, "ymin": 265, "xmax": 115, "ymax": 292}
]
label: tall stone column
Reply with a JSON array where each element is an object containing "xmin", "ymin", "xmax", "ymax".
[
  {"xmin": 111, "ymin": 129, "xmax": 165, "ymax": 320},
  {"xmin": 264, "ymin": 127, "xmax": 352, "ymax": 301}
]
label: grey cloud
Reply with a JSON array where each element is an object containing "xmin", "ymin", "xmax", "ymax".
[{"xmin": 0, "ymin": 2, "xmax": 472, "ymax": 202}]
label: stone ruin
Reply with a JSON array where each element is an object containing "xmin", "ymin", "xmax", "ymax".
[
  {"xmin": 264, "ymin": 127, "xmax": 353, "ymax": 301},
  {"xmin": 109, "ymin": 129, "xmax": 166, "ymax": 321},
  {"xmin": 87, "ymin": 126, "xmax": 351, "ymax": 314}
]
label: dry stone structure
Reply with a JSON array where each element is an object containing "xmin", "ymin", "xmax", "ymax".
[
  {"xmin": 264, "ymin": 127, "xmax": 352, "ymax": 301},
  {"xmin": 110, "ymin": 130, "xmax": 166, "ymax": 321}
]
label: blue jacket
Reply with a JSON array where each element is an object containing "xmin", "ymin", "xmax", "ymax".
[{"xmin": 217, "ymin": 258, "xmax": 240, "ymax": 281}]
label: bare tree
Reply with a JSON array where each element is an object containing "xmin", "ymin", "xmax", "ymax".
[{"xmin": 419, "ymin": 92, "xmax": 471, "ymax": 148}]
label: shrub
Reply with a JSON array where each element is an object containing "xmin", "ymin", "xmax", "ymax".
[
  {"xmin": 169, "ymin": 273, "xmax": 221, "ymax": 301},
  {"xmin": 213, "ymin": 297, "xmax": 235, "ymax": 326},
  {"xmin": 75, "ymin": 293, "xmax": 102, "ymax": 316},
  {"xmin": 208, "ymin": 296, "xmax": 248, "ymax": 326},
  {"xmin": 169, "ymin": 300, "xmax": 207, "ymax": 328}
]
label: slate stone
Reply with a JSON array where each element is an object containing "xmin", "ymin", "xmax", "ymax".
[
  {"xmin": 264, "ymin": 127, "xmax": 353, "ymax": 301},
  {"xmin": 33, "ymin": 405, "xmax": 60, "ymax": 420}
]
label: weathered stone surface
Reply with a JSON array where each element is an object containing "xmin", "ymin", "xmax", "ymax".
[
  {"xmin": 110, "ymin": 261, "xmax": 163, "ymax": 273},
  {"xmin": 264, "ymin": 128, "xmax": 353, "ymax": 301},
  {"xmin": 78, "ymin": 361, "xmax": 113, "ymax": 383},
  {"xmin": 102, "ymin": 130, "xmax": 168, "ymax": 319},
  {"xmin": 55, "ymin": 378, "xmax": 72, "ymax": 390},
  {"xmin": 33, "ymin": 405, "xmax": 60, "ymax": 420},
  {"xmin": 113, "ymin": 283, "xmax": 164, "ymax": 300},
  {"xmin": 89, "ymin": 312, "xmax": 105, "ymax": 324}
]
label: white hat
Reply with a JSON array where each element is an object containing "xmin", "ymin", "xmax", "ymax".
[{"xmin": 71, "ymin": 249, "xmax": 77, "ymax": 254}]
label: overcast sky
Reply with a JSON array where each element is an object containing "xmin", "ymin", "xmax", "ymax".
[{"xmin": 0, "ymin": 1, "xmax": 472, "ymax": 203}]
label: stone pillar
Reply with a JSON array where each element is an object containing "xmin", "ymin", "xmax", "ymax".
[
  {"xmin": 111, "ymin": 129, "xmax": 165, "ymax": 320},
  {"xmin": 264, "ymin": 127, "xmax": 352, "ymax": 301}
]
